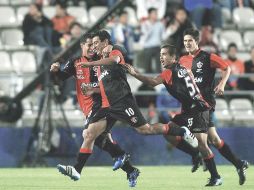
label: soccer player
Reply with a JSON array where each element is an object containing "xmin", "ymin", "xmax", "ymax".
[
  {"xmin": 125, "ymin": 44, "xmax": 222, "ymax": 186},
  {"xmin": 56, "ymin": 30, "xmax": 198, "ymax": 186},
  {"xmin": 50, "ymin": 33, "xmax": 140, "ymax": 187},
  {"xmin": 176, "ymin": 28, "xmax": 249, "ymax": 185}
]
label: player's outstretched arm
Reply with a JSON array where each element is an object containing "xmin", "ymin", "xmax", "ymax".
[
  {"xmin": 124, "ymin": 64, "xmax": 163, "ymax": 87},
  {"xmin": 81, "ymin": 56, "xmax": 120, "ymax": 67},
  {"xmin": 214, "ymin": 66, "xmax": 231, "ymax": 95}
]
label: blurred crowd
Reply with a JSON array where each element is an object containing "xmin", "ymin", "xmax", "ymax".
[{"xmin": 18, "ymin": 0, "xmax": 254, "ymax": 123}]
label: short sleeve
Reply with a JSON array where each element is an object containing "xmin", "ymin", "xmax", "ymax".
[
  {"xmin": 160, "ymin": 69, "xmax": 172, "ymax": 85},
  {"xmin": 210, "ymin": 53, "xmax": 228, "ymax": 70},
  {"xmin": 109, "ymin": 50, "xmax": 125, "ymax": 65}
]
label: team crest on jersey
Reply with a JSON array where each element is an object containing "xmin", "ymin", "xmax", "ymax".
[
  {"xmin": 197, "ymin": 61, "xmax": 203, "ymax": 68},
  {"xmin": 177, "ymin": 68, "xmax": 187, "ymax": 78},
  {"xmin": 131, "ymin": 117, "xmax": 138, "ymax": 123}
]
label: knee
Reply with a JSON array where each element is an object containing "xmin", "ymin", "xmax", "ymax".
[
  {"xmin": 209, "ymin": 136, "xmax": 221, "ymax": 148},
  {"xmin": 82, "ymin": 129, "xmax": 95, "ymax": 142}
]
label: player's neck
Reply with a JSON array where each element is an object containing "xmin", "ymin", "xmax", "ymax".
[{"xmin": 189, "ymin": 48, "xmax": 200, "ymax": 57}]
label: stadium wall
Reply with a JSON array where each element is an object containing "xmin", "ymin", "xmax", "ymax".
[{"xmin": 0, "ymin": 126, "xmax": 253, "ymax": 167}]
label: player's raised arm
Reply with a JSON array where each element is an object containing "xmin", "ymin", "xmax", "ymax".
[
  {"xmin": 80, "ymin": 56, "xmax": 121, "ymax": 67},
  {"xmin": 124, "ymin": 64, "xmax": 163, "ymax": 87}
]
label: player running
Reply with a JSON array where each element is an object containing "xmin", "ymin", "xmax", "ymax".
[
  {"xmin": 50, "ymin": 33, "xmax": 139, "ymax": 187},
  {"xmin": 124, "ymin": 44, "xmax": 222, "ymax": 186},
  {"xmin": 178, "ymin": 28, "xmax": 249, "ymax": 185},
  {"xmin": 56, "ymin": 30, "xmax": 198, "ymax": 187}
]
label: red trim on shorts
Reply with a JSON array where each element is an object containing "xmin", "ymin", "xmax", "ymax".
[
  {"xmin": 217, "ymin": 139, "xmax": 225, "ymax": 149},
  {"xmin": 80, "ymin": 148, "xmax": 92, "ymax": 154},
  {"xmin": 112, "ymin": 141, "xmax": 117, "ymax": 144},
  {"xmin": 203, "ymin": 153, "xmax": 214, "ymax": 160}
]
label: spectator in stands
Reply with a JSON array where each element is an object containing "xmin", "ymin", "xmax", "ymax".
[
  {"xmin": 22, "ymin": 3, "xmax": 54, "ymax": 48},
  {"xmin": 224, "ymin": 43, "xmax": 245, "ymax": 90},
  {"xmin": 51, "ymin": 1, "xmax": 75, "ymax": 34},
  {"xmin": 219, "ymin": 0, "xmax": 251, "ymax": 12},
  {"xmin": 241, "ymin": 46, "xmax": 254, "ymax": 90},
  {"xmin": 156, "ymin": 87, "xmax": 180, "ymax": 123},
  {"xmin": 183, "ymin": 0, "xmax": 222, "ymax": 29},
  {"xmin": 61, "ymin": 22, "xmax": 83, "ymax": 48},
  {"xmin": 135, "ymin": 83, "xmax": 158, "ymax": 123},
  {"xmin": 199, "ymin": 25, "xmax": 219, "ymax": 54},
  {"xmin": 112, "ymin": 11, "xmax": 136, "ymax": 64},
  {"xmin": 136, "ymin": 0, "xmax": 166, "ymax": 20},
  {"xmin": 164, "ymin": 7, "xmax": 193, "ymax": 54},
  {"xmin": 139, "ymin": 8, "xmax": 165, "ymax": 73}
]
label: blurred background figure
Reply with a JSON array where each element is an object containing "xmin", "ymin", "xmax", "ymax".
[
  {"xmin": 112, "ymin": 10, "xmax": 136, "ymax": 64},
  {"xmin": 136, "ymin": 0, "xmax": 166, "ymax": 20},
  {"xmin": 156, "ymin": 87, "xmax": 181, "ymax": 123},
  {"xmin": 51, "ymin": 1, "xmax": 75, "ymax": 34},
  {"xmin": 224, "ymin": 43, "xmax": 245, "ymax": 90},
  {"xmin": 241, "ymin": 46, "xmax": 254, "ymax": 90},
  {"xmin": 199, "ymin": 25, "xmax": 220, "ymax": 54},
  {"xmin": 139, "ymin": 8, "xmax": 165, "ymax": 73},
  {"xmin": 164, "ymin": 7, "xmax": 193, "ymax": 54}
]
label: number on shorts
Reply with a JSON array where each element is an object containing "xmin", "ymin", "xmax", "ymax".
[
  {"xmin": 188, "ymin": 118, "xmax": 193, "ymax": 127},
  {"xmin": 125, "ymin": 107, "xmax": 135, "ymax": 116}
]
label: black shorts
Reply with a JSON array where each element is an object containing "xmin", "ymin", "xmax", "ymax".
[
  {"xmin": 84, "ymin": 105, "xmax": 116, "ymax": 134},
  {"xmin": 208, "ymin": 110, "xmax": 215, "ymax": 128},
  {"xmin": 171, "ymin": 107, "xmax": 209, "ymax": 133},
  {"xmin": 90, "ymin": 95, "xmax": 147, "ymax": 128}
]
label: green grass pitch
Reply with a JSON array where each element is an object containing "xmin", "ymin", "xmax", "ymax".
[{"xmin": 0, "ymin": 166, "xmax": 253, "ymax": 190}]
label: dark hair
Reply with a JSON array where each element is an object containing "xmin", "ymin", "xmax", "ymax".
[
  {"xmin": 80, "ymin": 33, "xmax": 92, "ymax": 44},
  {"xmin": 119, "ymin": 10, "xmax": 128, "ymax": 17},
  {"xmin": 70, "ymin": 22, "xmax": 82, "ymax": 31},
  {"xmin": 227, "ymin": 42, "xmax": 237, "ymax": 50},
  {"xmin": 148, "ymin": 8, "xmax": 157, "ymax": 14},
  {"xmin": 183, "ymin": 28, "xmax": 200, "ymax": 42},
  {"xmin": 55, "ymin": 0, "xmax": 67, "ymax": 9},
  {"xmin": 92, "ymin": 30, "xmax": 112, "ymax": 44},
  {"xmin": 161, "ymin": 44, "xmax": 177, "ymax": 56},
  {"xmin": 33, "ymin": 3, "xmax": 42, "ymax": 12}
]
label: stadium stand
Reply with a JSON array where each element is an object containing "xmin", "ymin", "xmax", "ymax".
[
  {"xmin": 67, "ymin": 6, "xmax": 89, "ymax": 26},
  {"xmin": 233, "ymin": 7, "xmax": 254, "ymax": 29},
  {"xmin": 88, "ymin": 6, "xmax": 108, "ymax": 25}
]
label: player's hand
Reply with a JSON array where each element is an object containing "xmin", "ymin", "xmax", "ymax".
[
  {"xmin": 102, "ymin": 45, "xmax": 113, "ymax": 58},
  {"xmin": 214, "ymin": 83, "xmax": 225, "ymax": 96},
  {"xmin": 50, "ymin": 62, "xmax": 60, "ymax": 72},
  {"xmin": 81, "ymin": 85, "xmax": 94, "ymax": 96},
  {"xmin": 123, "ymin": 64, "xmax": 139, "ymax": 76}
]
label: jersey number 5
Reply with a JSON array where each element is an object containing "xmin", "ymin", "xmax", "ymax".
[{"xmin": 184, "ymin": 76, "xmax": 196, "ymax": 97}]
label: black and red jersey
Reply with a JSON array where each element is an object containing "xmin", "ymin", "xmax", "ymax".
[
  {"xmin": 97, "ymin": 50, "xmax": 132, "ymax": 108},
  {"xmin": 56, "ymin": 56, "xmax": 101, "ymax": 116},
  {"xmin": 179, "ymin": 49, "xmax": 228, "ymax": 108},
  {"xmin": 160, "ymin": 63, "xmax": 210, "ymax": 112}
]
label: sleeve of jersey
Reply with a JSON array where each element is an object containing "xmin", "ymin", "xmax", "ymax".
[
  {"xmin": 55, "ymin": 59, "xmax": 75, "ymax": 80},
  {"xmin": 159, "ymin": 70, "xmax": 172, "ymax": 85},
  {"xmin": 109, "ymin": 50, "xmax": 125, "ymax": 65},
  {"xmin": 210, "ymin": 53, "xmax": 228, "ymax": 70}
]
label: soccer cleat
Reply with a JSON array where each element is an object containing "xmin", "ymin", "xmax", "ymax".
[
  {"xmin": 237, "ymin": 160, "xmax": 249, "ymax": 185},
  {"xmin": 113, "ymin": 153, "xmax": 130, "ymax": 171},
  {"xmin": 181, "ymin": 126, "xmax": 198, "ymax": 148},
  {"xmin": 127, "ymin": 168, "xmax": 140, "ymax": 187},
  {"xmin": 205, "ymin": 177, "xmax": 223, "ymax": 186},
  {"xmin": 191, "ymin": 153, "xmax": 202, "ymax": 173},
  {"xmin": 57, "ymin": 164, "xmax": 80, "ymax": 181}
]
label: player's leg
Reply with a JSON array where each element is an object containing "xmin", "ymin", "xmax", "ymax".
[
  {"xmin": 164, "ymin": 135, "xmax": 201, "ymax": 172},
  {"xmin": 57, "ymin": 119, "xmax": 107, "ymax": 180},
  {"xmin": 208, "ymin": 126, "xmax": 249, "ymax": 185},
  {"xmin": 194, "ymin": 132, "xmax": 222, "ymax": 186}
]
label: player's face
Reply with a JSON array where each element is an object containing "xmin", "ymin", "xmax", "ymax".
[
  {"xmin": 184, "ymin": 35, "xmax": 199, "ymax": 54},
  {"xmin": 80, "ymin": 38, "xmax": 94, "ymax": 58},
  {"xmin": 160, "ymin": 48, "xmax": 175, "ymax": 69},
  {"xmin": 92, "ymin": 36, "xmax": 107, "ymax": 56}
]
